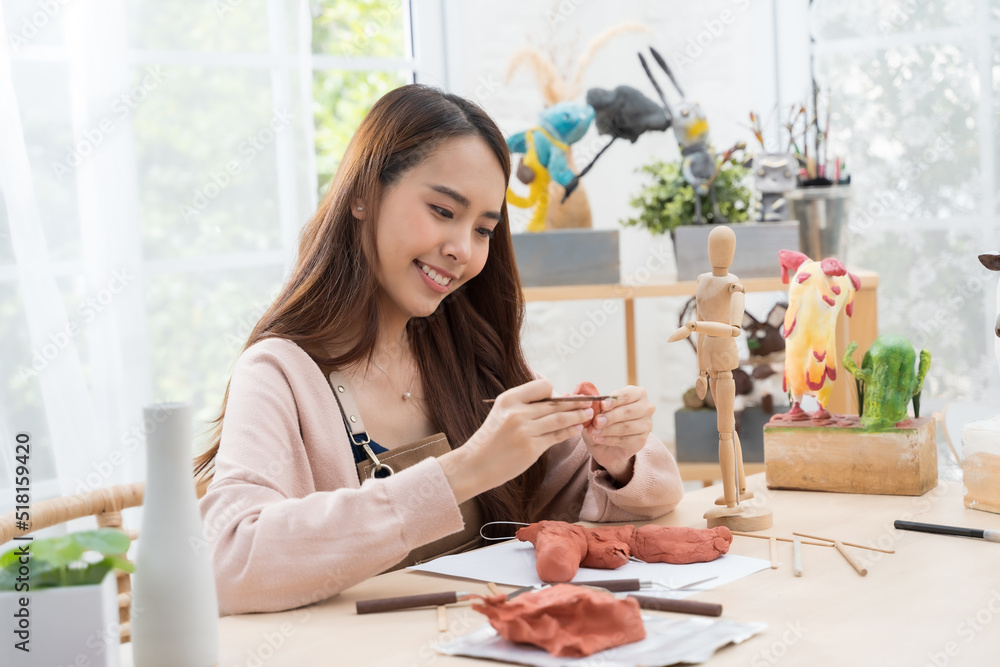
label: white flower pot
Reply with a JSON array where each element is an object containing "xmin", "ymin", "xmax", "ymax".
[{"xmin": 0, "ymin": 569, "xmax": 120, "ymax": 666}]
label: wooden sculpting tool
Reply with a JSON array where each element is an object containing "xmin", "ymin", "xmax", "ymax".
[
  {"xmin": 356, "ymin": 591, "xmax": 475, "ymax": 614},
  {"xmin": 894, "ymin": 520, "xmax": 1000, "ymax": 542},
  {"xmin": 769, "ymin": 537, "xmax": 779, "ymax": 569},
  {"xmin": 357, "ymin": 576, "xmax": 723, "ymax": 617},
  {"xmin": 792, "ymin": 531, "xmax": 895, "ymax": 554},
  {"xmin": 627, "ymin": 595, "xmax": 722, "ymax": 617},
  {"xmin": 731, "ymin": 531, "xmax": 833, "ymax": 547},
  {"xmin": 482, "ymin": 395, "xmax": 618, "ymax": 404},
  {"xmin": 793, "ymin": 536, "xmax": 803, "ymax": 577},
  {"xmin": 834, "ymin": 540, "xmax": 868, "ymax": 576}
]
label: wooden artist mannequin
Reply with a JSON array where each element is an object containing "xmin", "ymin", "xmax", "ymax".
[{"xmin": 669, "ymin": 226, "xmax": 773, "ymax": 531}]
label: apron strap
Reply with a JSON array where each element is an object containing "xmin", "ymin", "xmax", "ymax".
[
  {"xmin": 327, "ymin": 370, "xmax": 368, "ymax": 440},
  {"xmin": 327, "ymin": 369, "xmax": 393, "ymax": 477}
]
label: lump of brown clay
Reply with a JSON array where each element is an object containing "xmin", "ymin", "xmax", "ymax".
[
  {"xmin": 517, "ymin": 521, "xmax": 732, "ymax": 582},
  {"xmin": 630, "ymin": 524, "xmax": 733, "ymax": 564},
  {"xmin": 515, "ymin": 521, "xmax": 589, "ymax": 582},
  {"xmin": 472, "ymin": 584, "xmax": 645, "ymax": 658},
  {"xmin": 579, "ymin": 525, "xmax": 634, "ymax": 569}
]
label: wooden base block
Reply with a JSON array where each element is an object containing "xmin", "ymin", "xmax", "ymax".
[
  {"xmin": 764, "ymin": 416, "xmax": 937, "ymax": 496},
  {"xmin": 705, "ymin": 504, "xmax": 773, "ymax": 531},
  {"xmin": 964, "ymin": 452, "xmax": 1000, "ymax": 515}
]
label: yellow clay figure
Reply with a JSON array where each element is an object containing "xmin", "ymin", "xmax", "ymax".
[
  {"xmin": 778, "ymin": 250, "xmax": 860, "ymax": 419},
  {"xmin": 505, "ymin": 131, "xmax": 556, "ymax": 232}
]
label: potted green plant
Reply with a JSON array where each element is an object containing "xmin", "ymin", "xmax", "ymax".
[
  {"xmin": 0, "ymin": 528, "xmax": 133, "ymax": 666},
  {"xmin": 622, "ymin": 157, "xmax": 798, "ymax": 280}
]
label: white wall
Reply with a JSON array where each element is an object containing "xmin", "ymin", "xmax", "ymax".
[{"xmin": 444, "ymin": 0, "xmax": 776, "ymax": 449}]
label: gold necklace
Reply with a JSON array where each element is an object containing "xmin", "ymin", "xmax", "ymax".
[{"xmin": 373, "ymin": 360, "xmax": 416, "ymax": 400}]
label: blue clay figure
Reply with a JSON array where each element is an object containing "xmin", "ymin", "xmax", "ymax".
[{"xmin": 506, "ymin": 101, "xmax": 594, "ymax": 232}]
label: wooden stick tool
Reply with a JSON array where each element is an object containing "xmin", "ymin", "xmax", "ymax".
[
  {"xmin": 731, "ymin": 531, "xmax": 833, "ymax": 547},
  {"xmin": 482, "ymin": 395, "xmax": 618, "ymax": 404},
  {"xmin": 792, "ymin": 531, "xmax": 894, "ymax": 554},
  {"xmin": 834, "ymin": 541, "xmax": 868, "ymax": 577}
]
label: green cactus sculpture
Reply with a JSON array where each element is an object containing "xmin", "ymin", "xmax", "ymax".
[{"xmin": 843, "ymin": 335, "xmax": 931, "ymax": 431}]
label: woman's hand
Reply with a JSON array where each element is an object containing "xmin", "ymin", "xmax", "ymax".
[
  {"xmin": 582, "ymin": 385, "xmax": 655, "ymax": 485},
  {"xmin": 439, "ymin": 379, "xmax": 593, "ymax": 504}
]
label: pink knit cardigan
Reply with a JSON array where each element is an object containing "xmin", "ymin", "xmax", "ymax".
[{"xmin": 199, "ymin": 337, "xmax": 684, "ymax": 615}]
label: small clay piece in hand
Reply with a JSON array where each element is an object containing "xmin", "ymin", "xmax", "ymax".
[
  {"xmin": 471, "ymin": 584, "xmax": 645, "ymax": 658},
  {"xmin": 572, "ymin": 380, "xmax": 603, "ymax": 428}
]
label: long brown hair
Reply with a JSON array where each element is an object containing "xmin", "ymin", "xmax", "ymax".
[{"xmin": 194, "ymin": 84, "xmax": 544, "ymax": 523}]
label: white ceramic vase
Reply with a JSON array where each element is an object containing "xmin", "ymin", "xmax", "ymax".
[{"xmin": 131, "ymin": 403, "xmax": 218, "ymax": 667}]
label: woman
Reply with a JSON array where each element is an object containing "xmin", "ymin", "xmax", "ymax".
[{"xmin": 195, "ymin": 84, "xmax": 683, "ymax": 616}]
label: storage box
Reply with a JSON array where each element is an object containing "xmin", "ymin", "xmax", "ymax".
[
  {"xmin": 764, "ymin": 416, "xmax": 937, "ymax": 496},
  {"xmin": 675, "ymin": 406, "xmax": 784, "ymax": 463},
  {"xmin": 512, "ymin": 229, "xmax": 619, "ymax": 287},
  {"xmin": 673, "ymin": 221, "xmax": 799, "ymax": 281},
  {"xmin": 962, "ymin": 416, "xmax": 1000, "ymax": 514}
]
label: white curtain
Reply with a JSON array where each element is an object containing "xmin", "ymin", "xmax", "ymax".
[
  {"xmin": 0, "ymin": 0, "xmax": 320, "ymax": 530},
  {"xmin": 806, "ymin": 0, "xmax": 1000, "ymax": 404}
]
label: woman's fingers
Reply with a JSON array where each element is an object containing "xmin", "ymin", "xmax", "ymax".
[
  {"xmin": 535, "ymin": 407, "xmax": 592, "ymax": 437},
  {"xmin": 548, "ymin": 424, "xmax": 586, "ymax": 444},
  {"xmin": 500, "ymin": 378, "xmax": 554, "ymax": 405},
  {"xmin": 594, "ymin": 417, "xmax": 652, "ymax": 439}
]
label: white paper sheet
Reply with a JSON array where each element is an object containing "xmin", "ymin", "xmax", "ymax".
[
  {"xmin": 436, "ymin": 614, "xmax": 767, "ymax": 666},
  {"xmin": 409, "ymin": 539, "xmax": 770, "ymax": 598}
]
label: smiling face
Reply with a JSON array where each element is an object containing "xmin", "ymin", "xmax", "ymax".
[{"xmin": 366, "ymin": 135, "xmax": 506, "ymax": 323}]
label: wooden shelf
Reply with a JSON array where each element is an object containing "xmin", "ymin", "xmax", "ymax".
[{"xmin": 522, "ymin": 269, "xmax": 878, "ymax": 301}]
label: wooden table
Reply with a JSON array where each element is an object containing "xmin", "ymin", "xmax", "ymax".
[{"xmin": 146, "ymin": 473, "xmax": 997, "ymax": 667}]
